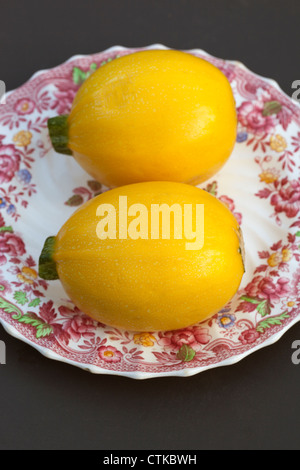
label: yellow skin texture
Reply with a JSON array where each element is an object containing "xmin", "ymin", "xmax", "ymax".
[
  {"xmin": 68, "ymin": 50, "xmax": 237, "ymax": 188},
  {"xmin": 53, "ymin": 182, "xmax": 244, "ymax": 331}
]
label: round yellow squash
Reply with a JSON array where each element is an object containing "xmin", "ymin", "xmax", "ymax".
[
  {"xmin": 39, "ymin": 182, "xmax": 245, "ymax": 331},
  {"xmin": 48, "ymin": 50, "xmax": 237, "ymax": 188}
]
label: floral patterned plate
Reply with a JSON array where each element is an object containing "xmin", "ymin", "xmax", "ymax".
[{"xmin": 0, "ymin": 44, "xmax": 299, "ymax": 379}]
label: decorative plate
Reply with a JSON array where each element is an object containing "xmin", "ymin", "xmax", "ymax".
[{"xmin": 0, "ymin": 44, "xmax": 299, "ymax": 379}]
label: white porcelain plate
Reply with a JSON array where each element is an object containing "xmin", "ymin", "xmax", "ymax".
[{"xmin": 0, "ymin": 44, "xmax": 299, "ymax": 379}]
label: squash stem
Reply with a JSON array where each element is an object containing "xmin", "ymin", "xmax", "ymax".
[
  {"xmin": 47, "ymin": 115, "xmax": 72, "ymax": 156},
  {"xmin": 38, "ymin": 236, "xmax": 59, "ymax": 280}
]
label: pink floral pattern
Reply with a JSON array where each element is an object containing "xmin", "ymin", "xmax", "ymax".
[
  {"xmin": 158, "ymin": 327, "xmax": 212, "ymax": 352},
  {"xmin": 58, "ymin": 307, "xmax": 97, "ymax": 343},
  {"xmin": 270, "ymin": 179, "xmax": 300, "ymax": 219},
  {"xmin": 239, "ymin": 328, "xmax": 260, "ymax": 345},
  {"xmin": 98, "ymin": 345, "xmax": 123, "ymax": 363},
  {"xmin": 0, "ymin": 46, "xmax": 299, "ymax": 378},
  {"xmin": 0, "ymin": 227, "xmax": 26, "ymax": 265},
  {"xmin": 218, "ymin": 195, "xmax": 242, "ymax": 225},
  {"xmin": 14, "ymin": 98, "xmax": 35, "ymax": 115},
  {"xmin": 237, "ymin": 99, "xmax": 278, "ymax": 136},
  {"xmin": 244, "ymin": 275, "xmax": 290, "ymax": 306},
  {"xmin": 0, "ymin": 144, "xmax": 21, "ymax": 183}
]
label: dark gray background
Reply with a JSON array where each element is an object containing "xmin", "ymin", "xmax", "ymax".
[{"xmin": 0, "ymin": 0, "xmax": 299, "ymax": 450}]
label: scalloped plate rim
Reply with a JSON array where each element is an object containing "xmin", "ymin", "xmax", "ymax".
[
  {"xmin": 4, "ymin": 43, "xmax": 300, "ymax": 113},
  {"xmin": 2, "ymin": 304, "xmax": 300, "ymax": 380}
]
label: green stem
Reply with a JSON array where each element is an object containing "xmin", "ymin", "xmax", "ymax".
[
  {"xmin": 38, "ymin": 236, "xmax": 59, "ymax": 280},
  {"xmin": 47, "ymin": 114, "xmax": 72, "ymax": 156}
]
